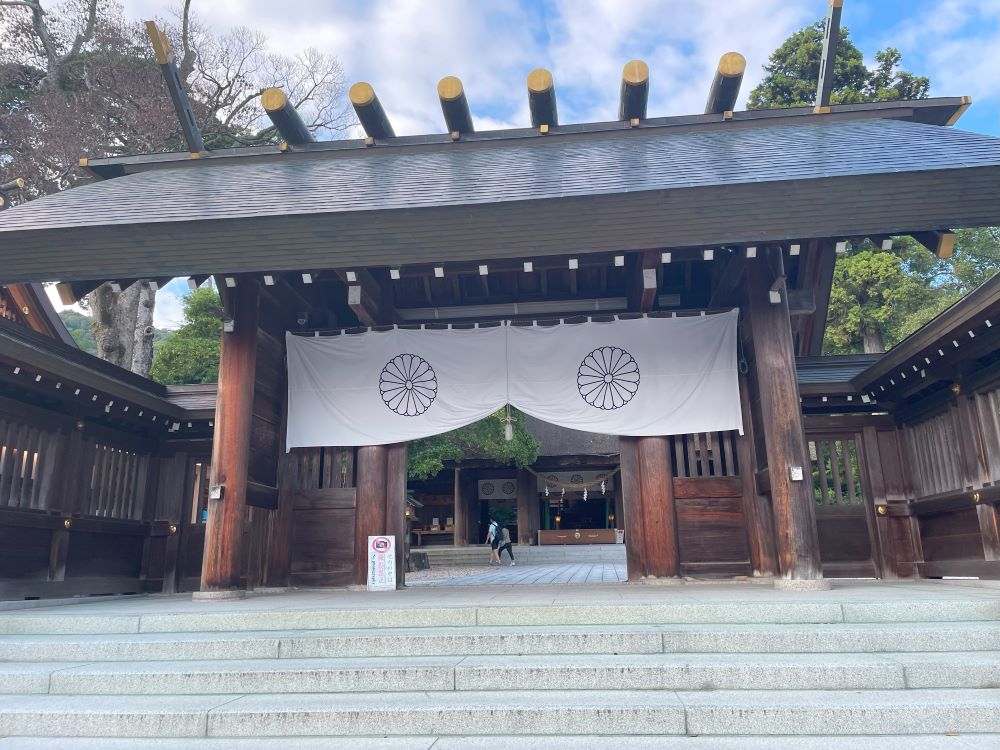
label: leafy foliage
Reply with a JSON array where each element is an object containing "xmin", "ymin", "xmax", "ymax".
[
  {"xmin": 58, "ymin": 309, "xmax": 96, "ymax": 354},
  {"xmin": 750, "ymin": 20, "xmax": 997, "ymax": 354},
  {"xmin": 748, "ymin": 22, "xmax": 929, "ymax": 109},
  {"xmin": 408, "ymin": 409, "xmax": 540, "ymax": 481},
  {"xmin": 149, "ymin": 287, "xmax": 221, "ymax": 385}
]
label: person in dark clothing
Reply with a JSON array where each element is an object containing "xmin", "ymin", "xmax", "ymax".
[{"xmin": 498, "ymin": 525, "xmax": 515, "ymax": 566}]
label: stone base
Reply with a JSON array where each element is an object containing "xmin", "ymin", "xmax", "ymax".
[
  {"xmin": 191, "ymin": 589, "xmax": 246, "ymax": 601},
  {"xmin": 252, "ymin": 587, "xmax": 291, "ymax": 594},
  {"xmin": 638, "ymin": 576, "xmax": 685, "ymax": 586},
  {"xmin": 773, "ymin": 578, "xmax": 832, "ymax": 591}
]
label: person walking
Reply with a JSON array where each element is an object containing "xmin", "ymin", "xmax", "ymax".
[
  {"xmin": 498, "ymin": 524, "xmax": 515, "ymax": 566},
  {"xmin": 486, "ymin": 517, "xmax": 501, "ymax": 565}
]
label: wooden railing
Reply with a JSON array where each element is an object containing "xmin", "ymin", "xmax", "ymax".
[{"xmin": 670, "ymin": 431, "xmax": 739, "ymax": 478}]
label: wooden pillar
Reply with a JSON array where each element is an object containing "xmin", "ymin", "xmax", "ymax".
[
  {"xmin": 954, "ymin": 395, "xmax": 1000, "ymax": 561},
  {"xmin": 621, "ymin": 436, "xmax": 679, "ymax": 579},
  {"xmin": 736, "ymin": 374, "xmax": 778, "ymax": 576},
  {"xmin": 453, "ymin": 468, "xmax": 468, "ymax": 546},
  {"xmin": 638, "ymin": 436, "xmax": 679, "ymax": 578},
  {"xmin": 746, "ymin": 260, "xmax": 822, "ymax": 580},
  {"xmin": 353, "ymin": 445, "xmax": 388, "ymax": 586},
  {"xmin": 385, "ymin": 442, "xmax": 408, "ymax": 587},
  {"xmin": 463, "ymin": 470, "xmax": 480, "ymax": 544},
  {"xmin": 516, "ymin": 468, "xmax": 537, "ymax": 545},
  {"xmin": 200, "ymin": 279, "xmax": 260, "ymax": 592}
]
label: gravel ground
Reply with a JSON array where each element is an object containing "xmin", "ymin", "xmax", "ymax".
[{"xmin": 405, "ymin": 565, "xmax": 501, "ymax": 582}]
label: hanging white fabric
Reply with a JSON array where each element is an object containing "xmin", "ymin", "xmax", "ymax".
[
  {"xmin": 285, "ymin": 326, "xmax": 508, "ymax": 449},
  {"xmin": 507, "ymin": 310, "xmax": 742, "ymax": 437},
  {"xmin": 285, "ymin": 310, "xmax": 742, "ymax": 449}
]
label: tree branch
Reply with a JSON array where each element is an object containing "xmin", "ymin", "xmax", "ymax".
[{"xmin": 65, "ymin": 0, "xmax": 99, "ymax": 60}]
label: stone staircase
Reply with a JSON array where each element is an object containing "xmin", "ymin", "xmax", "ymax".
[
  {"xmin": 0, "ymin": 589, "xmax": 999, "ymax": 747},
  {"xmin": 420, "ymin": 542, "xmax": 626, "ymax": 567}
]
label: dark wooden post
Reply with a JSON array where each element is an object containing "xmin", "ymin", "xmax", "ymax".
[
  {"xmin": 745, "ymin": 260, "xmax": 823, "ymax": 581},
  {"xmin": 385, "ymin": 442, "xmax": 408, "ymax": 587},
  {"xmin": 736, "ymin": 375, "xmax": 779, "ymax": 576},
  {"xmin": 638, "ymin": 436, "xmax": 679, "ymax": 578},
  {"xmin": 200, "ymin": 279, "xmax": 260, "ymax": 594},
  {"xmin": 516, "ymin": 468, "xmax": 537, "ymax": 545},
  {"xmin": 463, "ymin": 470, "xmax": 480, "ymax": 545},
  {"xmin": 453, "ymin": 468, "xmax": 468, "ymax": 546},
  {"xmin": 353, "ymin": 445, "xmax": 388, "ymax": 586},
  {"xmin": 620, "ymin": 437, "xmax": 645, "ymax": 580},
  {"xmin": 48, "ymin": 528, "xmax": 69, "ymax": 582}
]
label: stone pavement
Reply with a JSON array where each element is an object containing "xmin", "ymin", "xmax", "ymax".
[{"xmin": 407, "ymin": 562, "xmax": 628, "ymax": 586}]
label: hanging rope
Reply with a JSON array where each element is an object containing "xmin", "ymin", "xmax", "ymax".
[{"xmin": 522, "ymin": 465, "xmax": 621, "ymax": 491}]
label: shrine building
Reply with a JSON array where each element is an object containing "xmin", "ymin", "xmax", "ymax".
[{"xmin": 1, "ymin": 16, "xmax": 1000, "ymax": 599}]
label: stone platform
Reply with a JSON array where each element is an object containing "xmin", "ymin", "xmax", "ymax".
[{"xmin": 0, "ymin": 579, "xmax": 998, "ymax": 748}]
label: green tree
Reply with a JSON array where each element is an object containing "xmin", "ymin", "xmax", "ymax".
[
  {"xmin": 58, "ymin": 309, "xmax": 96, "ymax": 354},
  {"xmin": 408, "ymin": 409, "xmax": 540, "ymax": 481},
  {"xmin": 748, "ymin": 22, "xmax": 929, "ymax": 108},
  {"xmin": 149, "ymin": 287, "xmax": 222, "ymax": 384}
]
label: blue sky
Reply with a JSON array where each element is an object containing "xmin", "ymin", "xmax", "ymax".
[{"xmin": 77, "ymin": 0, "xmax": 1000, "ymax": 327}]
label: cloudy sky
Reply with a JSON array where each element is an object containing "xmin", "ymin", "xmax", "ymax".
[{"xmin": 49, "ymin": 0, "xmax": 1000, "ymax": 328}]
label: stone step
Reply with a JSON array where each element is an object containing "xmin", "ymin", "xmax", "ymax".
[
  {"xmin": 3, "ymin": 621, "xmax": 999, "ymax": 662},
  {"xmin": 1, "ymin": 689, "xmax": 999, "ymax": 737},
  {"xmin": 3, "ymin": 652, "xmax": 999, "ymax": 695},
  {"xmin": 6, "ymin": 736, "xmax": 1000, "ymax": 750},
  {"xmin": 3, "ymin": 598, "xmax": 999, "ymax": 635}
]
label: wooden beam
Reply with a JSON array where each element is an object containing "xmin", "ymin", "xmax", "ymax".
[
  {"xmin": 54, "ymin": 280, "xmax": 105, "ymax": 305},
  {"xmin": 245, "ymin": 480, "xmax": 278, "ymax": 510},
  {"xmin": 261, "ymin": 87, "xmax": 315, "ymax": 146},
  {"xmin": 801, "ymin": 240, "xmax": 837, "ymax": 356},
  {"xmin": 144, "ymin": 21, "xmax": 205, "ymax": 153},
  {"xmin": 349, "ymin": 82, "xmax": 395, "ymax": 139},
  {"xmin": 354, "ymin": 445, "xmax": 388, "ymax": 586},
  {"xmin": 745, "ymin": 260, "xmax": 823, "ymax": 581},
  {"xmin": 709, "ymin": 253, "xmax": 747, "ymax": 307},
  {"xmin": 527, "ymin": 68, "xmax": 558, "ymax": 127},
  {"xmin": 786, "ymin": 288, "xmax": 817, "ymax": 316},
  {"xmin": 705, "ymin": 52, "xmax": 746, "ymax": 115},
  {"xmin": 815, "ymin": 0, "xmax": 843, "ymax": 108},
  {"xmin": 910, "ymin": 230, "xmax": 956, "ymax": 258},
  {"xmin": 200, "ymin": 278, "xmax": 259, "ymax": 592},
  {"xmin": 338, "ymin": 269, "xmax": 396, "ymax": 326},
  {"xmin": 627, "ymin": 250, "xmax": 659, "ymax": 312},
  {"xmin": 619, "ymin": 60, "xmax": 649, "ymax": 121},
  {"xmin": 386, "ymin": 442, "xmax": 408, "ymax": 587},
  {"xmin": 438, "ymin": 76, "xmax": 474, "ymax": 134}
]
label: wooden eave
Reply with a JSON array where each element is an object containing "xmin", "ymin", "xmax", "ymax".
[
  {"xmin": 0, "ymin": 318, "xmax": 205, "ymax": 424},
  {"xmin": 852, "ymin": 273, "xmax": 1000, "ymax": 401}
]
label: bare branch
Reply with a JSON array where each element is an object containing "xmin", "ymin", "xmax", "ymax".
[{"xmin": 65, "ymin": 0, "xmax": 98, "ymax": 59}]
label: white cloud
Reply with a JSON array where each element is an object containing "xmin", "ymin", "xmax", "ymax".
[{"xmin": 118, "ymin": 0, "xmax": 821, "ymax": 135}]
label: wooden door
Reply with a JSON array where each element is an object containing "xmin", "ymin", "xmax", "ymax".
[{"xmin": 807, "ymin": 432, "xmax": 880, "ymax": 577}]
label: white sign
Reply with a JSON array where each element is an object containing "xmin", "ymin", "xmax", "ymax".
[{"xmin": 367, "ymin": 535, "xmax": 396, "ymax": 591}]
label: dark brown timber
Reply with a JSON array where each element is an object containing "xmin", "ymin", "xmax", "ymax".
[
  {"xmin": 619, "ymin": 60, "xmax": 649, "ymax": 121},
  {"xmin": 349, "ymin": 82, "xmax": 395, "ymax": 139},
  {"xmin": 385, "ymin": 442, "xmax": 408, "ymax": 587},
  {"xmin": 705, "ymin": 52, "xmax": 746, "ymax": 115},
  {"xmin": 353, "ymin": 445, "xmax": 388, "ymax": 585},
  {"xmin": 200, "ymin": 278, "xmax": 260, "ymax": 591},
  {"xmin": 438, "ymin": 76, "xmax": 475, "ymax": 134},
  {"xmin": 261, "ymin": 87, "xmax": 315, "ymax": 146},
  {"xmin": 619, "ymin": 436, "xmax": 645, "ymax": 580},
  {"xmin": 638, "ymin": 435, "xmax": 680, "ymax": 577},
  {"xmin": 144, "ymin": 21, "xmax": 205, "ymax": 153},
  {"xmin": 745, "ymin": 256, "xmax": 823, "ymax": 579},
  {"xmin": 815, "ymin": 0, "xmax": 843, "ymax": 108},
  {"xmin": 527, "ymin": 68, "xmax": 558, "ymax": 127}
]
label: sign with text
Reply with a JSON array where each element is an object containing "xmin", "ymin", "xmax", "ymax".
[{"xmin": 367, "ymin": 535, "xmax": 396, "ymax": 591}]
